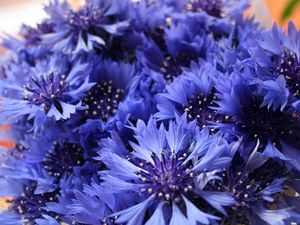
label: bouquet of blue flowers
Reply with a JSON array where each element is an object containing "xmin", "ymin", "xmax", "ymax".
[{"xmin": 0, "ymin": 0, "xmax": 300, "ymax": 224}]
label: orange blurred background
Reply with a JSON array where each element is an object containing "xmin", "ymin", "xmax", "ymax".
[
  {"xmin": 265, "ymin": 0, "xmax": 300, "ymax": 28},
  {"xmin": 246, "ymin": 0, "xmax": 300, "ymax": 29}
]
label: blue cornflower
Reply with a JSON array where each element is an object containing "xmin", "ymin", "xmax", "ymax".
[
  {"xmin": 0, "ymin": 53, "xmax": 94, "ymax": 130},
  {"xmin": 186, "ymin": 0, "xmax": 223, "ymax": 17},
  {"xmin": 214, "ymin": 70, "xmax": 300, "ymax": 169},
  {"xmin": 164, "ymin": 13, "xmax": 217, "ymax": 73},
  {"xmin": 42, "ymin": 161, "xmax": 101, "ymax": 225},
  {"xmin": 96, "ymin": 115, "xmax": 237, "ymax": 224},
  {"xmin": 0, "ymin": 150, "xmax": 62, "ymax": 225},
  {"xmin": 156, "ymin": 62, "xmax": 224, "ymax": 129},
  {"xmin": 41, "ymin": 141, "xmax": 85, "ymax": 181},
  {"xmin": 205, "ymin": 140, "xmax": 300, "ymax": 224},
  {"xmin": 10, "ymin": 182, "xmax": 61, "ymax": 223},
  {"xmin": 0, "ymin": 132, "xmax": 100, "ymax": 225},
  {"xmin": 67, "ymin": 182, "xmax": 115, "ymax": 225},
  {"xmin": 186, "ymin": 0, "xmax": 249, "ymax": 18},
  {"xmin": 74, "ymin": 57, "xmax": 138, "ymax": 142},
  {"xmin": 136, "ymin": 37, "xmax": 183, "ymax": 82},
  {"xmin": 129, "ymin": 0, "xmax": 173, "ymax": 32},
  {"xmin": 43, "ymin": 0, "xmax": 129, "ymax": 54},
  {"xmin": 250, "ymin": 23, "xmax": 300, "ymax": 113},
  {"xmin": 2, "ymin": 20, "xmax": 54, "ymax": 67},
  {"xmin": 136, "ymin": 11, "xmax": 220, "ymax": 83},
  {"xmin": 16, "ymin": 126, "xmax": 96, "ymax": 187},
  {"xmin": 82, "ymin": 59, "xmax": 134, "ymax": 122},
  {"xmin": 0, "ymin": 0, "xmax": 300, "ymax": 224},
  {"xmin": 136, "ymin": 38, "xmax": 164, "ymax": 72},
  {"xmin": 20, "ymin": 20, "xmax": 54, "ymax": 46},
  {"xmin": 214, "ymin": 16, "xmax": 259, "ymax": 73}
]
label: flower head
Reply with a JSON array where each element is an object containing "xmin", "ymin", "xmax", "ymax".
[
  {"xmin": 42, "ymin": 141, "xmax": 85, "ymax": 181},
  {"xmin": 214, "ymin": 71, "xmax": 300, "ymax": 170},
  {"xmin": 67, "ymin": 182, "xmax": 115, "ymax": 225},
  {"xmin": 186, "ymin": 0, "xmax": 223, "ymax": 17},
  {"xmin": 251, "ymin": 23, "xmax": 300, "ymax": 113},
  {"xmin": 73, "ymin": 58, "xmax": 137, "ymax": 139},
  {"xmin": 186, "ymin": 0, "xmax": 249, "ymax": 18},
  {"xmin": 20, "ymin": 20, "xmax": 54, "ymax": 46},
  {"xmin": 156, "ymin": 62, "xmax": 224, "ymax": 130},
  {"xmin": 96, "ymin": 115, "xmax": 236, "ymax": 224},
  {"xmin": 10, "ymin": 182, "xmax": 60, "ymax": 223},
  {"xmin": 0, "ymin": 0, "xmax": 298, "ymax": 224},
  {"xmin": 0, "ymin": 150, "xmax": 62, "ymax": 225},
  {"xmin": 44, "ymin": 0, "xmax": 129, "ymax": 54},
  {"xmin": 0, "ymin": 53, "xmax": 94, "ymax": 129},
  {"xmin": 164, "ymin": 14, "xmax": 217, "ymax": 70},
  {"xmin": 206, "ymin": 141, "xmax": 300, "ymax": 224}
]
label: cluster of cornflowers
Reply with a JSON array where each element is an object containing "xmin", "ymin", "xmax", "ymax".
[{"xmin": 0, "ymin": 0, "xmax": 299, "ymax": 225}]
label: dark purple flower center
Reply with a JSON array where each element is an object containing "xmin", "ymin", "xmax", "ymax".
[
  {"xmin": 186, "ymin": 0, "xmax": 223, "ymax": 17},
  {"xmin": 82, "ymin": 80, "xmax": 124, "ymax": 121},
  {"xmin": 277, "ymin": 50, "xmax": 300, "ymax": 98},
  {"xmin": 43, "ymin": 142, "xmax": 84, "ymax": 180},
  {"xmin": 160, "ymin": 56, "xmax": 182, "ymax": 83},
  {"xmin": 208, "ymin": 159, "xmax": 287, "ymax": 223},
  {"xmin": 135, "ymin": 151, "xmax": 193, "ymax": 204},
  {"xmin": 236, "ymin": 97, "xmax": 298, "ymax": 146},
  {"xmin": 11, "ymin": 182, "xmax": 60, "ymax": 222},
  {"xmin": 21, "ymin": 20, "xmax": 53, "ymax": 45},
  {"xmin": 181, "ymin": 90, "xmax": 224, "ymax": 129},
  {"xmin": 66, "ymin": 6, "xmax": 100, "ymax": 32},
  {"xmin": 24, "ymin": 72, "xmax": 69, "ymax": 114}
]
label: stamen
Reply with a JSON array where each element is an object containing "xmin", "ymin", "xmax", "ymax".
[
  {"xmin": 43, "ymin": 142, "xmax": 84, "ymax": 180},
  {"xmin": 137, "ymin": 152, "xmax": 193, "ymax": 203},
  {"xmin": 82, "ymin": 80, "xmax": 124, "ymax": 121}
]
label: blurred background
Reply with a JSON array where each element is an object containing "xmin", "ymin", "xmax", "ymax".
[
  {"xmin": 0, "ymin": 0, "xmax": 83, "ymax": 34},
  {"xmin": 248, "ymin": 0, "xmax": 300, "ymax": 28},
  {"xmin": 0, "ymin": 0, "xmax": 299, "ymax": 35}
]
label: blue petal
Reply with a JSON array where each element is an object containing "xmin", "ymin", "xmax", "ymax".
[
  {"xmin": 145, "ymin": 203, "xmax": 165, "ymax": 225},
  {"xmin": 169, "ymin": 203, "xmax": 189, "ymax": 225},
  {"xmin": 254, "ymin": 208, "xmax": 293, "ymax": 225},
  {"xmin": 132, "ymin": 118, "xmax": 166, "ymax": 157},
  {"xmin": 182, "ymin": 195, "xmax": 219, "ymax": 225},
  {"xmin": 97, "ymin": 151, "xmax": 141, "ymax": 180},
  {"xmin": 113, "ymin": 197, "xmax": 152, "ymax": 225},
  {"xmin": 281, "ymin": 142, "xmax": 300, "ymax": 171},
  {"xmin": 35, "ymin": 215, "xmax": 60, "ymax": 225},
  {"xmin": 0, "ymin": 211, "xmax": 23, "ymax": 225},
  {"xmin": 262, "ymin": 141, "xmax": 289, "ymax": 161},
  {"xmin": 198, "ymin": 191, "xmax": 235, "ymax": 216}
]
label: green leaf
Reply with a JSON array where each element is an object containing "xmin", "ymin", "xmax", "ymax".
[{"xmin": 281, "ymin": 0, "xmax": 300, "ymax": 22}]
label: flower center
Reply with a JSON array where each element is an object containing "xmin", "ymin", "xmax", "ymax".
[
  {"xmin": 277, "ymin": 50, "xmax": 300, "ymax": 98},
  {"xmin": 11, "ymin": 182, "xmax": 60, "ymax": 221},
  {"xmin": 237, "ymin": 97, "xmax": 297, "ymax": 146},
  {"xmin": 136, "ymin": 151, "xmax": 193, "ymax": 203},
  {"xmin": 66, "ymin": 7, "xmax": 98, "ymax": 32},
  {"xmin": 182, "ymin": 90, "xmax": 222, "ymax": 128},
  {"xmin": 209, "ymin": 160, "xmax": 286, "ymax": 210},
  {"xmin": 43, "ymin": 142, "xmax": 84, "ymax": 180},
  {"xmin": 160, "ymin": 56, "xmax": 182, "ymax": 83},
  {"xmin": 24, "ymin": 73, "xmax": 69, "ymax": 114},
  {"xmin": 82, "ymin": 80, "xmax": 124, "ymax": 121},
  {"xmin": 186, "ymin": 0, "xmax": 222, "ymax": 17}
]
